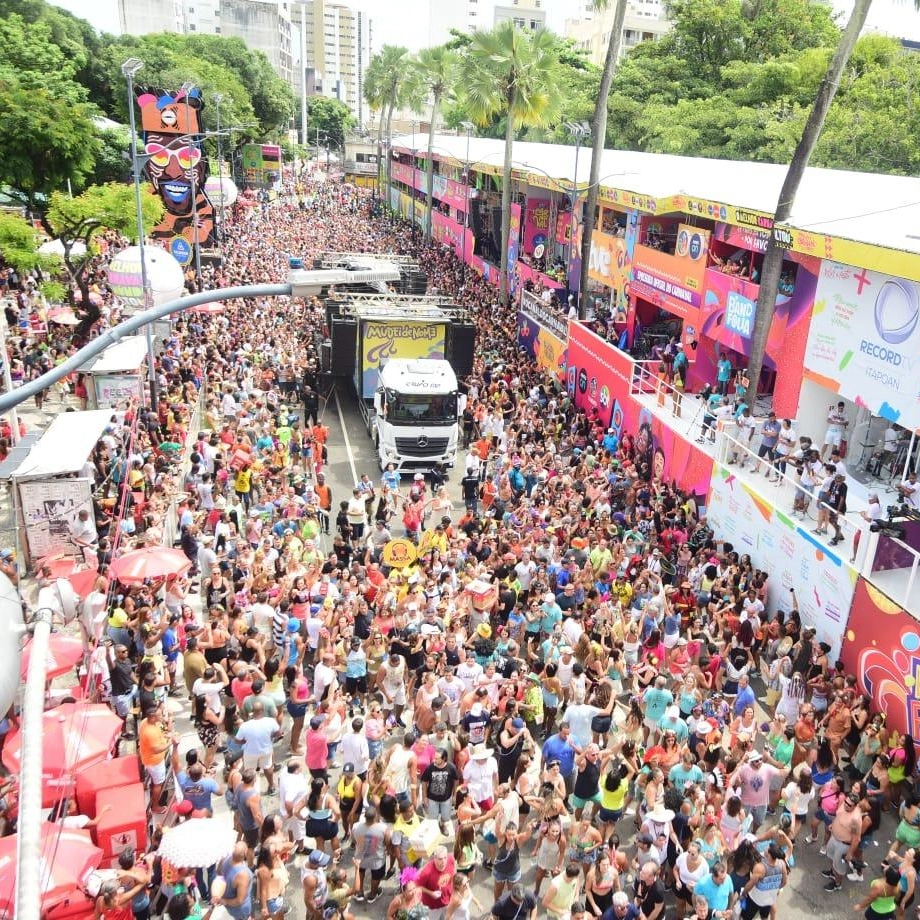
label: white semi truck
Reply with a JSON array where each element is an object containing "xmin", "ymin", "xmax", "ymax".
[{"xmin": 373, "ymin": 358, "xmax": 467, "ymax": 472}]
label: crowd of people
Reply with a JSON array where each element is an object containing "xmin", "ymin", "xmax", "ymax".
[{"xmin": 2, "ymin": 167, "xmax": 918, "ymax": 920}]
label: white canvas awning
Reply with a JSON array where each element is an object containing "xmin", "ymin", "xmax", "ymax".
[
  {"xmin": 78, "ymin": 336, "xmax": 149, "ymax": 374},
  {"xmin": 9, "ymin": 411, "xmax": 113, "ymax": 481}
]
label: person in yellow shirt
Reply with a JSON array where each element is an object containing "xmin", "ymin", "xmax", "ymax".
[{"xmin": 418, "ymin": 524, "xmax": 448, "ymax": 556}]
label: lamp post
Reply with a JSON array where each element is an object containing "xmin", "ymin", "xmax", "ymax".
[
  {"xmin": 212, "ymin": 92, "xmax": 225, "ymax": 248},
  {"xmin": 121, "ymin": 56, "xmax": 158, "ymax": 411},
  {"xmin": 565, "ymin": 121, "xmax": 590, "ymax": 295},
  {"xmin": 181, "ymin": 81, "xmax": 203, "ymax": 292},
  {"xmin": 410, "ymin": 120, "xmax": 419, "ymax": 230},
  {"xmin": 461, "ymin": 121, "xmax": 475, "ymax": 265}
]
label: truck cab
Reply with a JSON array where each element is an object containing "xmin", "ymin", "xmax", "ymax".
[{"xmin": 373, "ymin": 359, "xmax": 466, "ymax": 473}]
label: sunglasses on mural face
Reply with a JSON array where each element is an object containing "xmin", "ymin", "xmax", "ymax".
[{"xmin": 145, "ymin": 142, "xmax": 202, "ymax": 169}]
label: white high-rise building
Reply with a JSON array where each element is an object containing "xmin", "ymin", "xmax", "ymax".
[
  {"xmin": 565, "ymin": 0, "xmax": 671, "ymax": 65},
  {"xmin": 292, "ymin": 1, "xmax": 374, "ymax": 127},
  {"xmin": 494, "ymin": 0, "xmax": 546, "ymax": 30},
  {"xmin": 118, "ymin": 0, "xmax": 185, "ymax": 34},
  {"xmin": 428, "ymin": 0, "xmax": 485, "ymax": 45}
]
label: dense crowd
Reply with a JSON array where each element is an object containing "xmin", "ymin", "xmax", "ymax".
[{"xmin": 4, "ymin": 169, "xmax": 918, "ymax": 920}]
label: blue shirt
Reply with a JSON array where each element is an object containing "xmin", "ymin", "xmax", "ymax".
[
  {"xmin": 643, "ymin": 687, "xmax": 673, "ymax": 724},
  {"xmin": 693, "ymin": 873, "xmax": 733, "ymax": 911},
  {"xmin": 717, "ymin": 358, "xmax": 732, "ymax": 382},
  {"xmin": 734, "ymin": 683, "xmax": 756, "ymax": 716},
  {"xmin": 542, "ymin": 732, "xmax": 577, "ymax": 777}
]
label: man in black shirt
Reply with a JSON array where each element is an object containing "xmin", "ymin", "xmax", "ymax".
[
  {"xmin": 492, "ymin": 884, "xmax": 536, "ymax": 920},
  {"xmin": 420, "ymin": 748, "xmax": 459, "ymax": 833},
  {"xmin": 106, "ymin": 640, "xmax": 137, "ymax": 739},
  {"xmin": 634, "ymin": 860, "xmax": 665, "ymax": 920}
]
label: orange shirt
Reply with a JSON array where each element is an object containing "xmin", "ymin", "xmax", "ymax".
[{"xmin": 138, "ymin": 718, "xmax": 169, "ymax": 767}]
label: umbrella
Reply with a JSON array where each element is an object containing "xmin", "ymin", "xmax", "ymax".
[
  {"xmin": 47, "ymin": 308, "xmax": 80, "ymax": 326},
  {"xmin": 159, "ymin": 818, "xmax": 237, "ymax": 868},
  {"xmin": 67, "ymin": 567, "xmax": 105, "ymax": 598},
  {"xmin": 20, "ymin": 634, "xmax": 85, "ymax": 680},
  {"xmin": 35, "ymin": 553, "xmax": 79, "ymax": 577},
  {"xmin": 37, "ymin": 239, "xmax": 88, "ymax": 258},
  {"xmin": 1, "ymin": 703, "xmax": 123, "ymax": 806},
  {"xmin": 109, "ymin": 546, "xmax": 191, "ymax": 585},
  {"xmin": 190, "ymin": 302, "xmax": 225, "ymax": 315},
  {"xmin": 0, "ymin": 823, "xmax": 102, "ymax": 915}
]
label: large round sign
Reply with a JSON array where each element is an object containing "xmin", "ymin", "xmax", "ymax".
[
  {"xmin": 204, "ymin": 175, "xmax": 239, "ymax": 210},
  {"xmin": 381, "ymin": 539, "xmax": 418, "ymax": 569},
  {"xmin": 108, "ymin": 245, "xmax": 185, "ymax": 310}
]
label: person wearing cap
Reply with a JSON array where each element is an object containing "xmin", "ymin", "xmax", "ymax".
[
  {"xmin": 727, "ymin": 750, "xmax": 781, "ymax": 831},
  {"xmin": 301, "ymin": 849, "xmax": 331, "ymax": 920}
]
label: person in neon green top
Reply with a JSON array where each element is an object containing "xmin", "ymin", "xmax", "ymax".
[{"xmin": 853, "ymin": 865, "xmax": 899, "ymax": 919}]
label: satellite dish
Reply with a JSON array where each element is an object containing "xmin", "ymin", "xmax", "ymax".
[
  {"xmin": 0, "ymin": 572, "xmax": 23, "ymax": 714},
  {"xmin": 37, "ymin": 578, "xmax": 78, "ymax": 624},
  {"xmin": 533, "ymin": 243, "xmax": 546, "ymax": 259}
]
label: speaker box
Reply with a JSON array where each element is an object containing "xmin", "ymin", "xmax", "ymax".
[
  {"xmin": 329, "ymin": 318, "xmax": 357, "ymax": 377},
  {"xmin": 451, "ymin": 323, "xmax": 476, "ymax": 380},
  {"xmin": 470, "ymin": 198, "xmax": 483, "ymax": 239}
]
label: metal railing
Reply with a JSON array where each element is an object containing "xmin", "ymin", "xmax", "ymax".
[{"xmin": 161, "ymin": 386, "xmax": 205, "ymax": 549}]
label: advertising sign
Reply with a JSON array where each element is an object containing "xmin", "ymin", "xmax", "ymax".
[
  {"xmin": 840, "ymin": 579, "xmax": 918, "ymax": 742},
  {"xmin": 360, "ymin": 321, "xmax": 446, "ymax": 398},
  {"xmin": 95, "ymin": 374, "xmax": 143, "ymax": 410},
  {"xmin": 19, "ymin": 478, "xmax": 94, "ymax": 562},
  {"xmin": 508, "ymin": 203, "xmax": 522, "ymax": 277},
  {"xmin": 699, "ymin": 261, "xmax": 818, "ymax": 417},
  {"xmin": 518, "ymin": 310, "xmax": 566, "ymax": 381},
  {"xmin": 713, "ymin": 221, "xmax": 770, "ymax": 255},
  {"xmin": 523, "ymin": 199, "xmax": 552, "ymax": 255},
  {"xmin": 631, "ymin": 244, "xmax": 706, "ymax": 321},
  {"xmin": 706, "ymin": 464, "xmax": 856, "ymax": 658},
  {"xmin": 804, "ymin": 261, "xmax": 920, "ymax": 429}
]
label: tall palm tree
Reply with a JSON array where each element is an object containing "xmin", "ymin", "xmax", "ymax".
[
  {"xmin": 577, "ymin": 0, "xmax": 628, "ymax": 319},
  {"xmin": 363, "ymin": 45, "xmax": 412, "ymax": 205},
  {"xmin": 412, "ymin": 46, "xmax": 459, "ymax": 241},
  {"xmin": 746, "ymin": 0, "xmax": 873, "ymax": 398},
  {"xmin": 464, "ymin": 22, "xmax": 562, "ymax": 303}
]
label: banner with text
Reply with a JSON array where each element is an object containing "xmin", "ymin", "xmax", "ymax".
[
  {"xmin": 523, "ymin": 198, "xmax": 552, "ymax": 255},
  {"xmin": 804, "ymin": 261, "xmax": 920, "ymax": 429},
  {"xmin": 518, "ymin": 301, "xmax": 566, "ymax": 381},
  {"xmin": 706, "ymin": 464, "xmax": 856, "ymax": 658},
  {"xmin": 631, "ymin": 243, "xmax": 705, "ymax": 327},
  {"xmin": 360, "ymin": 320, "xmax": 446, "ymax": 398}
]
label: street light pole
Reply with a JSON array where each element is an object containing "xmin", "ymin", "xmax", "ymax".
[
  {"xmin": 411, "ymin": 120, "xmax": 418, "ymax": 230},
  {"xmin": 181, "ymin": 82, "xmax": 203, "ymax": 292},
  {"xmin": 213, "ymin": 92, "xmax": 225, "ymax": 249},
  {"xmin": 461, "ymin": 121, "xmax": 474, "ymax": 265},
  {"xmin": 565, "ymin": 122, "xmax": 590, "ymax": 297},
  {"xmin": 122, "ymin": 57, "xmax": 158, "ymax": 411}
]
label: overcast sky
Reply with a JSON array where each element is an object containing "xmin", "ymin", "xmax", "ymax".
[{"xmin": 52, "ymin": 0, "xmax": 920, "ymax": 56}]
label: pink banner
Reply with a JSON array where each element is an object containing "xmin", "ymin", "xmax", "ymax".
[{"xmin": 524, "ymin": 199, "xmax": 552, "ymax": 254}]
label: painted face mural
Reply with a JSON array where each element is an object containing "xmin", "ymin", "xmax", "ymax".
[{"xmin": 136, "ymin": 87, "xmax": 215, "ymax": 250}]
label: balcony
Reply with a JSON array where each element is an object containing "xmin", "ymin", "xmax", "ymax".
[{"xmin": 630, "ymin": 361, "xmax": 920, "ymax": 615}]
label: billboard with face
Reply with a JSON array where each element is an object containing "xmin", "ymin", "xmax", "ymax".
[{"xmin": 136, "ymin": 87, "xmax": 215, "ymax": 255}]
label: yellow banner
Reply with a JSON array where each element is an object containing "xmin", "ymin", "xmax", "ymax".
[{"xmin": 360, "ymin": 320, "xmax": 447, "ymax": 398}]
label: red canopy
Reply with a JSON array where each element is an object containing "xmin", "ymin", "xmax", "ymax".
[
  {"xmin": 109, "ymin": 546, "xmax": 191, "ymax": 585},
  {"xmin": 0, "ymin": 823, "xmax": 102, "ymax": 915},
  {"xmin": 20, "ymin": 634, "xmax": 84, "ymax": 680},
  {"xmin": 2, "ymin": 703, "xmax": 122, "ymax": 806}
]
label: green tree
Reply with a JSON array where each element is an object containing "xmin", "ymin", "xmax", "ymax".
[
  {"xmin": 363, "ymin": 45, "xmax": 418, "ymax": 201},
  {"xmin": 463, "ymin": 22, "xmax": 562, "ymax": 303},
  {"xmin": 41, "ymin": 183, "xmax": 164, "ymax": 329},
  {"xmin": 0, "ymin": 74, "xmax": 98, "ymax": 209},
  {"xmin": 0, "ymin": 211, "xmax": 51, "ymax": 275},
  {"xmin": 578, "ymin": 0, "xmax": 628, "ymax": 319},
  {"xmin": 412, "ymin": 45, "xmax": 459, "ymax": 240},
  {"xmin": 746, "ymin": 0, "xmax": 873, "ymax": 399},
  {"xmin": 304, "ymin": 96, "xmax": 355, "ymax": 151}
]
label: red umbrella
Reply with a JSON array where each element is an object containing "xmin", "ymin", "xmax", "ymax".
[
  {"xmin": 20, "ymin": 634, "xmax": 85, "ymax": 680},
  {"xmin": 2, "ymin": 703, "xmax": 123, "ymax": 806},
  {"xmin": 0, "ymin": 823, "xmax": 102, "ymax": 915},
  {"xmin": 109, "ymin": 546, "xmax": 191, "ymax": 585},
  {"xmin": 66, "ymin": 568, "xmax": 105, "ymax": 598}
]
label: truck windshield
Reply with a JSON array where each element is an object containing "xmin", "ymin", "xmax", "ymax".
[{"xmin": 387, "ymin": 391, "xmax": 457, "ymax": 424}]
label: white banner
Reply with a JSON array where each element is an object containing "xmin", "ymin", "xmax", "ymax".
[
  {"xmin": 706, "ymin": 465, "xmax": 857, "ymax": 659},
  {"xmin": 804, "ymin": 261, "xmax": 920, "ymax": 430},
  {"xmin": 94, "ymin": 373, "xmax": 142, "ymax": 410},
  {"xmin": 19, "ymin": 478, "xmax": 94, "ymax": 562}
]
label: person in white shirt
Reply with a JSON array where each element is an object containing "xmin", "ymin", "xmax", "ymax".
[
  {"xmin": 851, "ymin": 493, "xmax": 883, "ymax": 564},
  {"xmin": 772, "ymin": 420, "xmax": 797, "ymax": 482},
  {"xmin": 455, "ymin": 652, "xmax": 483, "ymax": 692},
  {"xmin": 437, "ymin": 671, "xmax": 466, "ymax": 727},
  {"xmin": 340, "ymin": 718, "xmax": 371, "ymax": 777},
  {"xmin": 898, "ymin": 472, "xmax": 920, "ymax": 510},
  {"xmin": 278, "ymin": 758, "xmax": 308, "ymax": 845},
  {"xmin": 461, "ymin": 745, "xmax": 498, "ymax": 809},
  {"xmin": 821, "ymin": 401, "xmax": 849, "ymax": 459}
]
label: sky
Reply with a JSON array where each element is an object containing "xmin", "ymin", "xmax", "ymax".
[{"xmin": 50, "ymin": 0, "xmax": 920, "ymax": 52}]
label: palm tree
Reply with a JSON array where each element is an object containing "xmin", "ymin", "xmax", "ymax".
[
  {"xmin": 577, "ymin": 0, "xmax": 628, "ymax": 320},
  {"xmin": 363, "ymin": 45, "xmax": 412, "ymax": 205},
  {"xmin": 412, "ymin": 46, "xmax": 459, "ymax": 241},
  {"xmin": 464, "ymin": 22, "xmax": 562, "ymax": 303},
  {"xmin": 746, "ymin": 0, "xmax": 874, "ymax": 399}
]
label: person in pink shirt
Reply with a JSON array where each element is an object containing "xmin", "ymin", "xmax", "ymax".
[
  {"xmin": 728, "ymin": 750, "xmax": 781, "ymax": 831},
  {"xmin": 305, "ymin": 714, "xmax": 329, "ymax": 779}
]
